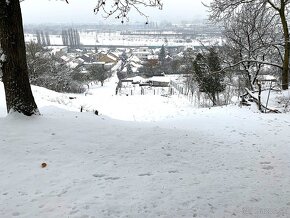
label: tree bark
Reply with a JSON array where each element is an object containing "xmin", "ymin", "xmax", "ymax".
[
  {"xmin": 279, "ymin": 6, "xmax": 289, "ymax": 90},
  {"xmin": 0, "ymin": 0, "xmax": 39, "ymax": 115}
]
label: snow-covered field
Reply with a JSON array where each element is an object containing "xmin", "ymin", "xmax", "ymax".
[
  {"xmin": 25, "ymin": 32, "xmax": 222, "ymax": 47},
  {"xmin": 1, "ymin": 76, "xmax": 290, "ymax": 217}
]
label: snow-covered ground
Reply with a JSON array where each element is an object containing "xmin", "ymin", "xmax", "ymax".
[{"xmin": 1, "ymin": 76, "xmax": 290, "ymax": 217}]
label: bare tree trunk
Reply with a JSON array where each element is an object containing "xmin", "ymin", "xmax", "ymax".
[
  {"xmin": 280, "ymin": 8, "xmax": 289, "ymax": 90},
  {"xmin": 266, "ymin": 0, "xmax": 289, "ymax": 90},
  {"xmin": 211, "ymin": 93, "xmax": 216, "ymax": 106},
  {"xmin": 258, "ymin": 82, "xmax": 262, "ymax": 111},
  {"xmin": 0, "ymin": 0, "xmax": 39, "ymax": 115}
]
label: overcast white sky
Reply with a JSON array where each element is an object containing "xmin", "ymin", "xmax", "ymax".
[{"xmin": 21, "ymin": 0, "xmax": 212, "ymax": 24}]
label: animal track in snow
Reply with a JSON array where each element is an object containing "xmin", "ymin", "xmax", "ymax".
[{"xmin": 260, "ymin": 161, "xmax": 274, "ymax": 170}]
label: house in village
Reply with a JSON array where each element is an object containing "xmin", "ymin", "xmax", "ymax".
[
  {"xmin": 96, "ymin": 52, "xmax": 118, "ymax": 64},
  {"xmin": 48, "ymin": 46, "xmax": 68, "ymax": 58},
  {"xmin": 124, "ymin": 55, "xmax": 143, "ymax": 75},
  {"xmin": 132, "ymin": 47, "xmax": 152, "ymax": 61},
  {"xmin": 67, "ymin": 58, "xmax": 84, "ymax": 69},
  {"xmin": 147, "ymin": 55, "xmax": 159, "ymax": 66},
  {"xmin": 68, "ymin": 50, "xmax": 120, "ymax": 72}
]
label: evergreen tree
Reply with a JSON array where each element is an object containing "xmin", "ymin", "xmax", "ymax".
[
  {"xmin": 159, "ymin": 45, "xmax": 166, "ymax": 66},
  {"xmin": 36, "ymin": 30, "xmax": 41, "ymax": 45},
  {"xmin": 126, "ymin": 64, "xmax": 133, "ymax": 76},
  {"xmin": 45, "ymin": 32, "xmax": 51, "ymax": 46},
  {"xmin": 62, "ymin": 30, "xmax": 69, "ymax": 46},
  {"xmin": 120, "ymin": 52, "xmax": 128, "ymax": 69},
  {"xmin": 193, "ymin": 49, "xmax": 225, "ymax": 106},
  {"xmin": 89, "ymin": 65, "xmax": 109, "ymax": 86},
  {"xmin": 40, "ymin": 31, "xmax": 46, "ymax": 46}
]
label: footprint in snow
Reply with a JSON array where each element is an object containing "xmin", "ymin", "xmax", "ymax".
[
  {"xmin": 168, "ymin": 170, "xmax": 179, "ymax": 174},
  {"xmin": 260, "ymin": 161, "xmax": 274, "ymax": 170},
  {"xmin": 262, "ymin": 165, "xmax": 274, "ymax": 170},
  {"xmin": 250, "ymin": 197, "xmax": 261, "ymax": 202},
  {"xmin": 138, "ymin": 173, "xmax": 152, "ymax": 176},
  {"xmin": 105, "ymin": 177, "xmax": 120, "ymax": 180},
  {"xmin": 69, "ymin": 210, "xmax": 79, "ymax": 215},
  {"xmin": 92, "ymin": 174, "xmax": 106, "ymax": 178},
  {"xmin": 260, "ymin": 161, "xmax": 271, "ymax": 165}
]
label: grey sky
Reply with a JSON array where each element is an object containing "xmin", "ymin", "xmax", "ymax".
[{"xmin": 21, "ymin": 0, "xmax": 212, "ymax": 24}]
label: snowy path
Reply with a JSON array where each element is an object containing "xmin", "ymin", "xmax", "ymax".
[{"xmin": 1, "ymin": 107, "xmax": 290, "ymax": 217}]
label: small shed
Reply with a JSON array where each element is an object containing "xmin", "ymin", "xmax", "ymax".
[{"xmin": 148, "ymin": 76, "xmax": 170, "ymax": 87}]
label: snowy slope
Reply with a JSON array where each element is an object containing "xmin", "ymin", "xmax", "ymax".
[{"xmin": 1, "ymin": 81, "xmax": 290, "ymax": 218}]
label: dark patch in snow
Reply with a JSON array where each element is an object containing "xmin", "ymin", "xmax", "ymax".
[
  {"xmin": 262, "ymin": 165, "xmax": 274, "ymax": 170},
  {"xmin": 260, "ymin": 161, "xmax": 271, "ymax": 165},
  {"xmin": 92, "ymin": 174, "xmax": 106, "ymax": 178},
  {"xmin": 105, "ymin": 177, "xmax": 120, "ymax": 180},
  {"xmin": 138, "ymin": 173, "xmax": 152, "ymax": 177},
  {"xmin": 168, "ymin": 170, "xmax": 179, "ymax": 174}
]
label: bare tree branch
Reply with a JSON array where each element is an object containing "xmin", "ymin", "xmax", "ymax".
[{"xmin": 93, "ymin": 0, "xmax": 162, "ymax": 23}]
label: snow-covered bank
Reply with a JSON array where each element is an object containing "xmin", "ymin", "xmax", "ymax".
[
  {"xmin": 1, "ymin": 81, "xmax": 290, "ymax": 217},
  {"xmin": 1, "ymin": 107, "xmax": 290, "ymax": 218},
  {"xmin": 0, "ymin": 82, "xmax": 6, "ymax": 117}
]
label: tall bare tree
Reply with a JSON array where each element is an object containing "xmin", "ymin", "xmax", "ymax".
[
  {"xmin": 222, "ymin": 2, "xmax": 281, "ymax": 90},
  {"xmin": 209, "ymin": 0, "xmax": 290, "ymax": 90},
  {"xmin": 0, "ymin": 0, "xmax": 38, "ymax": 115}
]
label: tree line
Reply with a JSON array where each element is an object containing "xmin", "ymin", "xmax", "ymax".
[
  {"xmin": 62, "ymin": 28, "xmax": 81, "ymax": 48},
  {"xmin": 36, "ymin": 30, "xmax": 51, "ymax": 46}
]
